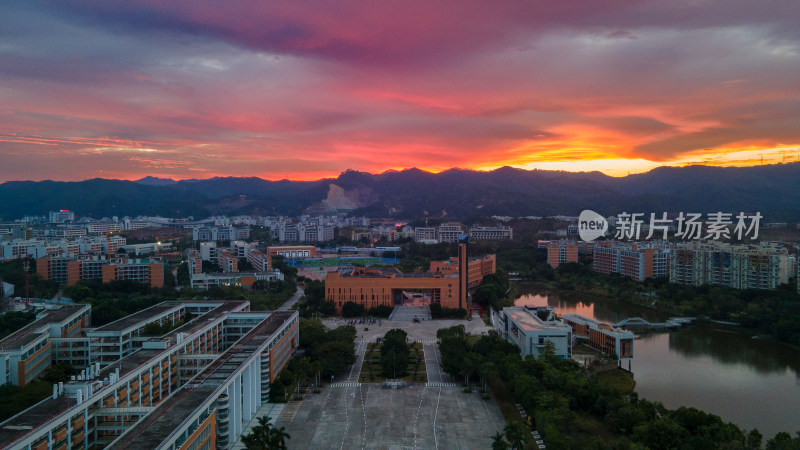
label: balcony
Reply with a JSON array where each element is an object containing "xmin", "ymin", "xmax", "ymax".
[
  {"xmin": 71, "ymin": 416, "xmax": 85, "ymax": 429},
  {"xmin": 71, "ymin": 431, "xmax": 85, "ymax": 446},
  {"xmin": 54, "ymin": 426, "xmax": 68, "ymax": 442}
]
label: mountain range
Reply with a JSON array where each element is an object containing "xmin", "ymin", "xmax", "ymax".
[{"xmin": 1, "ymin": 164, "xmax": 799, "ymax": 221}]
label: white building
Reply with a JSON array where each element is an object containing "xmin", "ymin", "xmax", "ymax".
[
  {"xmin": 468, "ymin": 225, "xmax": 513, "ymax": 240},
  {"xmin": 493, "ymin": 306, "xmax": 572, "ymax": 360}
]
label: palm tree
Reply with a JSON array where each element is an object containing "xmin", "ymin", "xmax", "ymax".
[
  {"xmin": 491, "ymin": 431, "xmax": 510, "ymax": 450},
  {"xmin": 242, "ymin": 416, "xmax": 291, "ymax": 449},
  {"xmin": 504, "ymin": 421, "xmax": 525, "ymax": 450},
  {"xmin": 268, "ymin": 425, "xmax": 291, "ymax": 450}
]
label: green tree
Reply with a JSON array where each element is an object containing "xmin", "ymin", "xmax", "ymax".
[
  {"xmin": 0, "ymin": 310, "xmax": 37, "ymax": 339},
  {"xmin": 341, "ymin": 301, "xmax": 366, "ymax": 318},
  {"xmin": 747, "ymin": 429, "xmax": 764, "ymax": 450},
  {"xmin": 176, "ymin": 262, "xmax": 190, "ymax": 286},
  {"xmin": 491, "ymin": 432, "xmax": 510, "ymax": 450},
  {"xmin": 268, "ymin": 381, "xmax": 286, "ymax": 403},
  {"xmin": 42, "ymin": 362, "xmax": 76, "ymax": 383},
  {"xmin": 241, "ymin": 415, "xmax": 291, "ymax": 449},
  {"xmin": 766, "ymin": 432, "xmax": 800, "ymax": 450},
  {"xmin": 380, "ymin": 329, "xmax": 410, "ymax": 378},
  {"xmin": 317, "ymin": 340, "xmax": 356, "ymax": 377},
  {"xmin": 504, "ymin": 421, "xmax": 525, "ymax": 450}
]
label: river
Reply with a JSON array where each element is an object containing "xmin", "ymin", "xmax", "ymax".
[{"xmin": 515, "ymin": 291, "xmax": 800, "ymax": 438}]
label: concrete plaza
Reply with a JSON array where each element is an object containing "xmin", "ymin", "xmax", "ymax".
[{"xmin": 275, "ymin": 316, "xmax": 505, "ymax": 449}]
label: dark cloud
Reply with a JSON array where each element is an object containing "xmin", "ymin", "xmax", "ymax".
[{"xmin": 1, "ymin": 1, "xmax": 799, "ymax": 180}]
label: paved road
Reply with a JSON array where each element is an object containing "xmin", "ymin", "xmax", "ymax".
[
  {"xmin": 276, "ymin": 382, "xmax": 505, "ymax": 449},
  {"xmin": 325, "ymin": 316, "xmax": 493, "ymax": 344},
  {"xmin": 423, "ymin": 342, "xmax": 453, "ymax": 384},
  {"xmin": 328, "ymin": 316, "xmax": 489, "ymax": 385},
  {"xmin": 278, "ymin": 286, "xmax": 304, "ymax": 311}
]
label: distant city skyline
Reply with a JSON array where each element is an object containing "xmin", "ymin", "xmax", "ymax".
[{"xmin": 2, "ymin": 1, "xmax": 799, "ymax": 182}]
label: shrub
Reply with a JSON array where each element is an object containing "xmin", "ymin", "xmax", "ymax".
[{"xmin": 341, "ymin": 301, "xmax": 366, "ymax": 318}]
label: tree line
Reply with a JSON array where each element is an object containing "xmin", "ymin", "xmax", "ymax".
[{"xmin": 436, "ymin": 325, "xmax": 796, "ymax": 449}]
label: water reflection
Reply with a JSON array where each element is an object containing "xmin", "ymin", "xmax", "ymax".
[
  {"xmin": 667, "ymin": 327, "xmax": 800, "ymax": 376},
  {"xmin": 514, "ymin": 288, "xmax": 800, "ymax": 437}
]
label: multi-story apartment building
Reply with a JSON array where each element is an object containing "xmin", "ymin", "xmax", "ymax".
[
  {"xmin": 437, "ymin": 224, "xmax": 463, "ymax": 243},
  {"xmin": 1, "ymin": 239, "xmax": 48, "ymax": 260},
  {"xmin": 102, "ymin": 260, "xmax": 165, "ymax": 288},
  {"xmin": 85, "ymin": 222, "xmax": 122, "ymax": 235},
  {"xmin": 199, "ymin": 242, "xmax": 216, "ymax": 261},
  {"xmin": 216, "ymin": 250, "xmax": 238, "ymax": 273},
  {"xmin": 246, "ymin": 249, "xmax": 271, "ymax": 272},
  {"xmin": 0, "ymin": 305, "xmax": 91, "ymax": 385},
  {"xmin": 36, "ymin": 257, "xmax": 82, "ymax": 285},
  {"xmin": 669, "ymin": 242, "xmax": 791, "ymax": 290},
  {"xmin": 48, "ymin": 210, "xmax": 75, "ymax": 223},
  {"xmin": 413, "ymin": 227, "xmax": 437, "ymax": 242},
  {"xmin": 192, "ymin": 226, "xmax": 249, "ymax": 242},
  {"xmin": 187, "ymin": 250, "xmax": 203, "ymax": 275},
  {"xmin": 593, "ymin": 241, "xmax": 670, "ymax": 282},
  {"xmin": 468, "ymin": 225, "xmax": 513, "ymax": 240},
  {"xmin": 544, "ymin": 240, "xmax": 578, "ymax": 268},
  {"xmin": 0, "ymin": 301, "xmax": 298, "ymax": 450}
]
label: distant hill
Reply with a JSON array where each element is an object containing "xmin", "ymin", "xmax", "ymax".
[
  {"xmin": 134, "ymin": 176, "xmax": 177, "ymax": 186},
  {"xmin": 2, "ymin": 164, "xmax": 799, "ymax": 221}
]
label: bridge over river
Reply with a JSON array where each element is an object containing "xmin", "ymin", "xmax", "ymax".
[{"xmin": 614, "ymin": 317, "xmax": 695, "ymax": 330}]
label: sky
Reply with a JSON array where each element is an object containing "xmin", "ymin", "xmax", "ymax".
[{"xmin": 1, "ymin": 1, "xmax": 800, "ymax": 182}]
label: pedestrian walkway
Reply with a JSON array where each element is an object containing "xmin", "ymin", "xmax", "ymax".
[
  {"xmin": 229, "ymin": 402, "xmax": 286, "ymax": 449},
  {"xmin": 278, "ymin": 286, "xmax": 304, "ymax": 311},
  {"xmin": 330, "ymin": 382, "xmax": 362, "ymax": 387},
  {"xmin": 425, "ymin": 382, "xmax": 459, "ymax": 388},
  {"xmin": 388, "ymin": 305, "xmax": 432, "ymax": 321}
]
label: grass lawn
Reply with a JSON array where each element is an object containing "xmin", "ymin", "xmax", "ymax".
[
  {"xmin": 359, "ymin": 342, "xmax": 427, "ymax": 383},
  {"xmin": 593, "ymin": 368, "xmax": 636, "ymax": 395}
]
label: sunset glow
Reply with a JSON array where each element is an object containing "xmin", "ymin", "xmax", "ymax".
[{"xmin": 2, "ymin": 1, "xmax": 799, "ymax": 181}]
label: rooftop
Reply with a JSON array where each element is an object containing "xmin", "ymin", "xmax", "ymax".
[
  {"xmin": 0, "ymin": 395, "xmax": 76, "ymax": 448},
  {"xmin": 90, "ymin": 303, "xmax": 181, "ymax": 333},
  {"xmin": 112, "ymin": 311, "xmax": 296, "ymax": 449},
  {"xmin": 505, "ymin": 306, "xmax": 569, "ymax": 333},
  {"xmin": 0, "ymin": 305, "xmax": 88, "ymax": 350},
  {"xmin": 563, "ymin": 314, "xmax": 634, "ymax": 339}
]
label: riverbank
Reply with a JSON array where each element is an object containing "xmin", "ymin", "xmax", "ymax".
[
  {"xmin": 512, "ymin": 280, "xmax": 785, "ymax": 340},
  {"xmin": 511, "ymin": 284, "xmax": 800, "ymax": 439}
]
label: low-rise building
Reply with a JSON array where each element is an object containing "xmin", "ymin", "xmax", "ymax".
[
  {"xmin": 563, "ymin": 314, "xmax": 633, "ymax": 359},
  {"xmin": 267, "ymin": 245, "xmax": 316, "ymax": 259},
  {"xmin": 190, "ymin": 271, "xmax": 284, "ymax": 290},
  {"xmin": 493, "ymin": 306, "xmax": 572, "ymax": 359}
]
